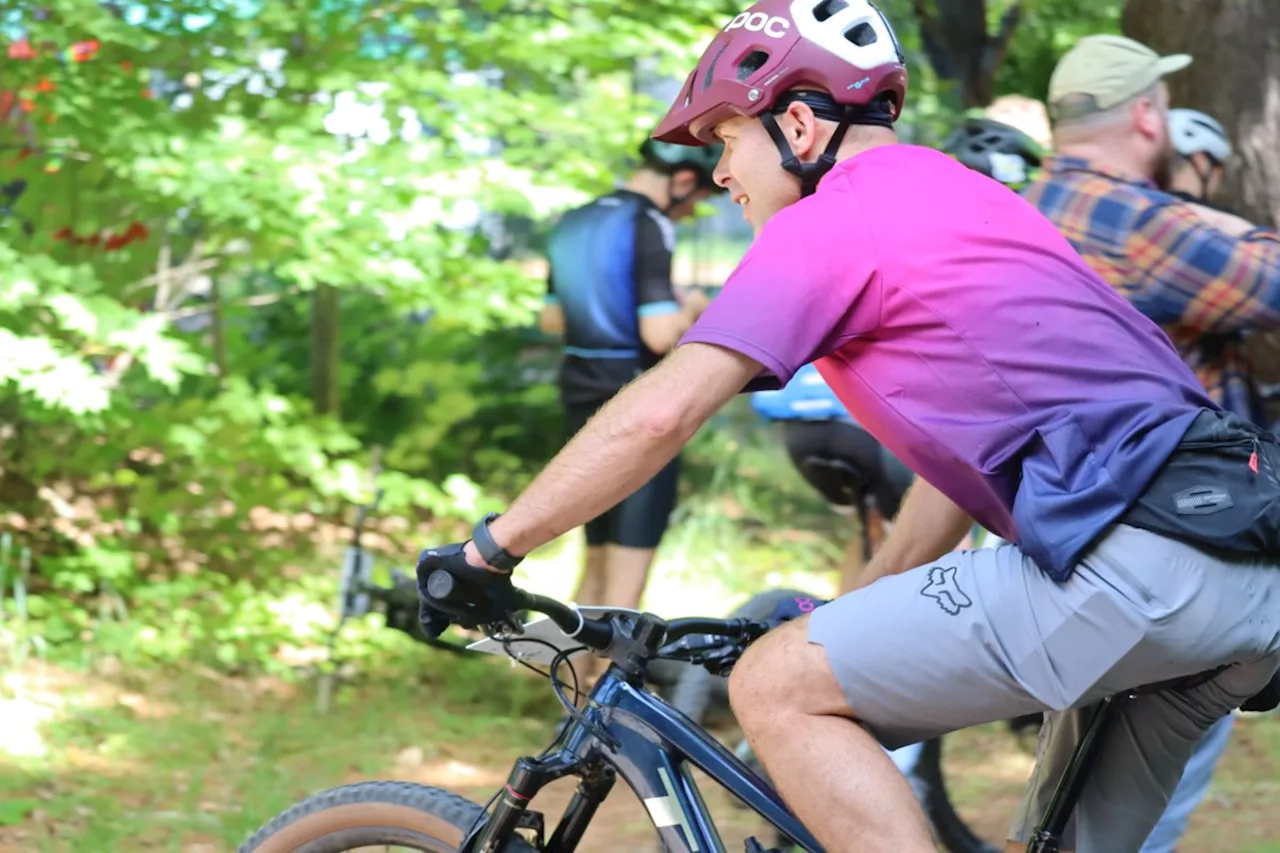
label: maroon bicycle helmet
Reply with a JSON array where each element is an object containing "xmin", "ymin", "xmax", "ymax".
[{"xmin": 653, "ymin": 0, "xmax": 908, "ymax": 195}]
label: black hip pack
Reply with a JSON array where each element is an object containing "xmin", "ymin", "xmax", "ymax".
[{"xmin": 1123, "ymin": 408, "xmax": 1280, "ymax": 558}]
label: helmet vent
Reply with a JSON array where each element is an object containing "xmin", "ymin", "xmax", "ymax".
[
  {"xmin": 813, "ymin": 0, "xmax": 849, "ymax": 22},
  {"xmin": 844, "ymin": 22, "xmax": 877, "ymax": 47},
  {"xmin": 737, "ymin": 50, "xmax": 770, "ymax": 82}
]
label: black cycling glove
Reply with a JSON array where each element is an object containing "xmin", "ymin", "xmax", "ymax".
[{"xmin": 415, "ymin": 542, "xmax": 517, "ymax": 638}]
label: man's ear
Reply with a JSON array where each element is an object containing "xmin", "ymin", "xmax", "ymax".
[
  {"xmin": 780, "ymin": 100, "xmax": 821, "ymax": 158},
  {"xmin": 1132, "ymin": 96, "xmax": 1163, "ymax": 142}
]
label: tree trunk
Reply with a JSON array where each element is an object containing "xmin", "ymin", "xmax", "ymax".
[
  {"xmin": 1122, "ymin": 0, "xmax": 1280, "ymax": 386},
  {"xmin": 1122, "ymin": 0, "xmax": 1280, "ymax": 227},
  {"xmin": 310, "ymin": 285, "xmax": 341, "ymax": 417},
  {"xmin": 909, "ymin": 0, "xmax": 1022, "ymax": 108}
]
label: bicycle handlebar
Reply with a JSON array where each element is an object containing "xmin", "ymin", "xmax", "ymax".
[{"xmin": 426, "ymin": 569, "xmax": 766, "ymax": 654}]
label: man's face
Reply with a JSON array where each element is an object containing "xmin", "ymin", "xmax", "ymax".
[
  {"xmin": 667, "ymin": 170, "xmax": 715, "ymax": 222},
  {"xmin": 712, "ymin": 115, "xmax": 804, "ymax": 235}
]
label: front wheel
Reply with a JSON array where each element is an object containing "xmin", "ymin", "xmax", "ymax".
[{"xmin": 237, "ymin": 781, "xmax": 536, "ymax": 853}]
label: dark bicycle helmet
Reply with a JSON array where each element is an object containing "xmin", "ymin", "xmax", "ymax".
[
  {"xmin": 941, "ymin": 116, "xmax": 1045, "ymax": 190},
  {"xmin": 640, "ymin": 138, "xmax": 725, "ymax": 193}
]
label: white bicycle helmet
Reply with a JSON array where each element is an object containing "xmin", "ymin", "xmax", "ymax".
[{"xmin": 1168, "ymin": 109, "xmax": 1232, "ymax": 163}]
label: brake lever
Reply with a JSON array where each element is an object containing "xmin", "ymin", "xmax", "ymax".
[
  {"xmin": 695, "ymin": 645, "xmax": 745, "ymax": 677},
  {"xmin": 656, "ymin": 632, "xmax": 721, "ymax": 660},
  {"xmin": 655, "ymin": 632, "xmax": 748, "ymax": 677}
]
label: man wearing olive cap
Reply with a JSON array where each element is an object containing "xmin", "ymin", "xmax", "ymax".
[{"xmin": 1023, "ymin": 32, "xmax": 1280, "ymax": 853}]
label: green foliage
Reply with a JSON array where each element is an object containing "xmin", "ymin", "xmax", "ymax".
[
  {"xmin": 0, "ymin": 0, "xmax": 754, "ymax": 673},
  {"xmin": 0, "ymin": 0, "xmax": 1130, "ymax": 676},
  {"xmin": 0, "ymin": 798, "xmax": 39, "ymax": 827},
  {"xmin": 994, "ymin": 0, "xmax": 1122, "ymax": 101}
]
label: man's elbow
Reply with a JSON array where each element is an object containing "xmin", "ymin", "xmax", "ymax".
[{"xmin": 634, "ymin": 399, "xmax": 689, "ymax": 443}]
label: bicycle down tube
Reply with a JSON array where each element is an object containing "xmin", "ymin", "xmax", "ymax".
[
  {"xmin": 592, "ymin": 678, "xmax": 824, "ymax": 853},
  {"xmin": 470, "ymin": 667, "xmax": 824, "ymax": 853}
]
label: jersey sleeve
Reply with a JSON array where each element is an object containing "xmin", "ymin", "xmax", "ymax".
[
  {"xmin": 678, "ymin": 197, "xmax": 880, "ymax": 387},
  {"xmin": 1124, "ymin": 202, "xmax": 1280, "ymax": 334},
  {"xmin": 633, "ymin": 207, "xmax": 680, "ymax": 318}
]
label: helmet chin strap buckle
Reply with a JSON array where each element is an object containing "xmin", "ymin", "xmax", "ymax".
[{"xmin": 760, "ymin": 109, "xmax": 855, "ymax": 198}]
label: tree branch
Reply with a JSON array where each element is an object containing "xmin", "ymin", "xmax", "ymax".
[
  {"xmin": 981, "ymin": 1, "xmax": 1023, "ymax": 83},
  {"xmin": 164, "ymin": 288, "xmax": 300, "ymax": 321},
  {"xmin": 154, "ymin": 225, "xmax": 174, "ymax": 311},
  {"xmin": 124, "ymin": 247, "xmax": 218, "ymax": 298}
]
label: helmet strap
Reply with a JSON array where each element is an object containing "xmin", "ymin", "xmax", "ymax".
[
  {"xmin": 761, "ymin": 94, "xmax": 891, "ymax": 198},
  {"xmin": 760, "ymin": 110, "xmax": 851, "ymax": 198},
  {"xmin": 1191, "ymin": 154, "xmax": 1218, "ymax": 201}
]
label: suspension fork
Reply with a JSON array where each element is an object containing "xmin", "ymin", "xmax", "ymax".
[
  {"xmin": 464, "ymin": 752, "xmax": 585, "ymax": 853},
  {"xmin": 547, "ymin": 763, "xmax": 616, "ymax": 852}
]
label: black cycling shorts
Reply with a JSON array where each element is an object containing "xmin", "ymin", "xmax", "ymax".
[
  {"xmin": 565, "ymin": 399, "xmax": 680, "ymax": 549},
  {"xmin": 781, "ymin": 420, "xmax": 914, "ymax": 518}
]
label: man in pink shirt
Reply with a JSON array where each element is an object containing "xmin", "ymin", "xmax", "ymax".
[{"xmin": 415, "ymin": 1, "xmax": 1280, "ymax": 850}]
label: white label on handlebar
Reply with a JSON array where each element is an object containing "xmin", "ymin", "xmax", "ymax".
[{"xmin": 465, "ymin": 605, "xmax": 644, "ymax": 666}]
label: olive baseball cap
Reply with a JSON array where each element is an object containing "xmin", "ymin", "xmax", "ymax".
[{"xmin": 1048, "ymin": 35, "xmax": 1191, "ymax": 119}]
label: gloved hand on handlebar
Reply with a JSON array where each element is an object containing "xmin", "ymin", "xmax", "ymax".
[
  {"xmin": 765, "ymin": 595, "xmax": 830, "ymax": 629},
  {"xmin": 415, "ymin": 542, "xmax": 517, "ymax": 638}
]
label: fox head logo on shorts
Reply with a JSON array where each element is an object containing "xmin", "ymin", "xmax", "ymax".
[{"xmin": 920, "ymin": 565, "xmax": 972, "ymax": 616}]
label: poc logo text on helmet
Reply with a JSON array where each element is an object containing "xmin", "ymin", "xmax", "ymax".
[{"xmin": 724, "ymin": 11, "xmax": 791, "ymax": 38}]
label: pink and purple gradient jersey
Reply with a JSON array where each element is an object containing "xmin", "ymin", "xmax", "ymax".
[{"xmin": 681, "ymin": 145, "xmax": 1214, "ymax": 579}]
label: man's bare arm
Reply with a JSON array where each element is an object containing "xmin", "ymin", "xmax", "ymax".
[
  {"xmin": 472, "ymin": 343, "xmax": 761, "ymax": 562},
  {"xmin": 850, "ymin": 478, "xmax": 973, "ymax": 591}
]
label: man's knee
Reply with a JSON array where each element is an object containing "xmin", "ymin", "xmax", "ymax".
[
  {"xmin": 729, "ymin": 617, "xmax": 851, "ymax": 724},
  {"xmin": 729, "ymin": 618, "xmax": 808, "ymax": 719}
]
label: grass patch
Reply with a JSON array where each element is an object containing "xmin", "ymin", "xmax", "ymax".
[{"xmin": 0, "ymin": 657, "xmax": 562, "ymax": 852}]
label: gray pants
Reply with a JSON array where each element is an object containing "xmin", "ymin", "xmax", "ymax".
[{"xmin": 809, "ymin": 524, "xmax": 1280, "ymax": 852}]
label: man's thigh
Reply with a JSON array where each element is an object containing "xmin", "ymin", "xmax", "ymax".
[
  {"xmin": 808, "ymin": 537, "xmax": 1140, "ymax": 748},
  {"xmin": 807, "ymin": 524, "xmax": 1280, "ymax": 747}
]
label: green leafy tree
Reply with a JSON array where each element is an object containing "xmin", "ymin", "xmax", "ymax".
[{"xmin": 0, "ymin": 0, "xmax": 739, "ymax": 669}]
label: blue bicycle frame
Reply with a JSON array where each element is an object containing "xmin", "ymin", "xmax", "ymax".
[
  {"xmin": 463, "ymin": 663, "xmax": 824, "ymax": 853},
  {"xmin": 446, "ymin": 582, "xmax": 1100, "ymax": 853}
]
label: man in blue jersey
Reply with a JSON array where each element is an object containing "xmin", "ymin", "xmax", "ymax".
[{"xmin": 539, "ymin": 137, "xmax": 723, "ymax": 616}]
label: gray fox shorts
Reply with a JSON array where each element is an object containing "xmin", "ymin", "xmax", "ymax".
[{"xmin": 808, "ymin": 524, "xmax": 1280, "ymax": 852}]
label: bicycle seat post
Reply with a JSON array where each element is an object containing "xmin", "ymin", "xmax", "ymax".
[{"xmin": 1027, "ymin": 695, "xmax": 1119, "ymax": 853}]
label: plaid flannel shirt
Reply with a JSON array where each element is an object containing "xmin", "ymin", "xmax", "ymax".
[{"xmin": 1021, "ymin": 155, "xmax": 1280, "ymax": 425}]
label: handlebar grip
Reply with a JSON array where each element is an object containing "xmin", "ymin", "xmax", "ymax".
[{"xmin": 426, "ymin": 569, "xmax": 458, "ymax": 600}]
